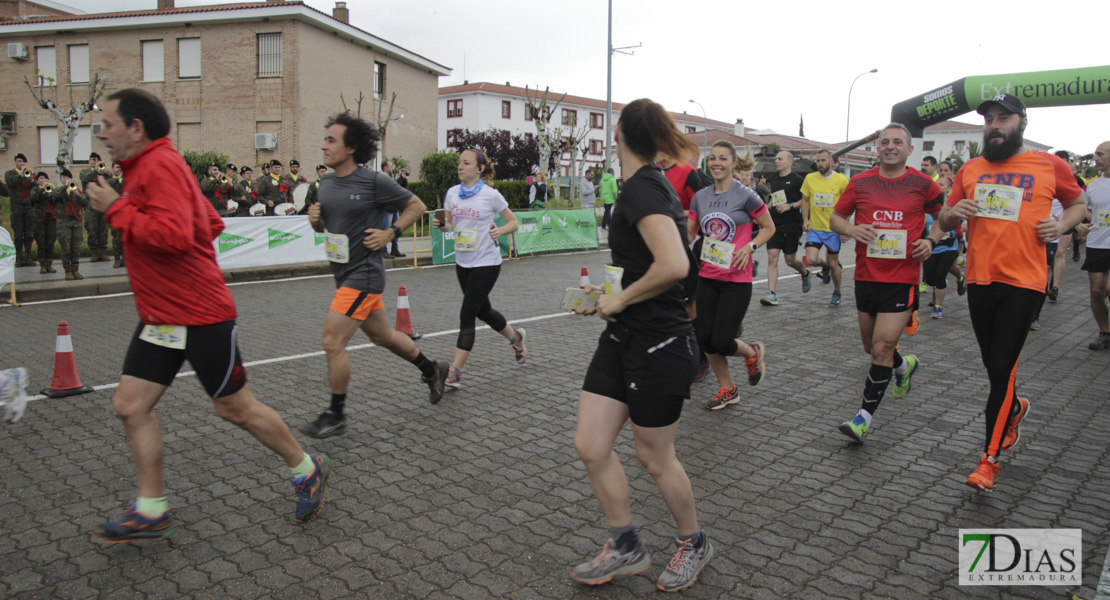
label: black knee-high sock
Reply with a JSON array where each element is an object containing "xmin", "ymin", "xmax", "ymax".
[
  {"xmin": 329, "ymin": 393, "xmax": 346, "ymax": 417},
  {"xmin": 411, "ymin": 352, "xmax": 436, "ymax": 378},
  {"xmin": 860, "ymin": 364, "xmax": 893, "ymax": 417}
]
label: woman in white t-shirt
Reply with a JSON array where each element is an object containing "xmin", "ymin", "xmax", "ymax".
[{"xmin": 434, "ymin": 149, "xmax": 526, "ymax": 388}]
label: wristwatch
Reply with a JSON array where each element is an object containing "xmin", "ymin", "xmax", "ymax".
[
  {"xmin": 750, "ymin": 243, "xmax": 758, "ymax": 252},
  {"xmin": 389, "ymin": 225, "xmax": 402, "ymax": 238}
]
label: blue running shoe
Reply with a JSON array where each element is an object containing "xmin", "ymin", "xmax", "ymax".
[
  {"xmin": 838, "ymin": 415, "xmax": 869, "ymax": 442},
  {"xmin": 819, "ymin": 265, "xmax": 831, "ymax": 284},
  {"xmin": 892, "ymin": 355, "xmax": 918, "ymax": 399},
  {"xmin": 294, "ymin": 455, "xmax": 331, "ymax": 523},
  {"xmin": 829, "ymin": 291, "xmax": 841, "ymax": 308},
  {"xmin": 92, "ymin": 504, "xmax": 173, "ymax": 543}
]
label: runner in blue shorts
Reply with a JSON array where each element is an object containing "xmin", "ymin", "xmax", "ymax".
[{"xmin": 801, "ymin": 150, "xmax": 850, "ymax": 307}]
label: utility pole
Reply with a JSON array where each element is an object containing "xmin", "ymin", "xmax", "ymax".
[{"xmin": 605, "ymin": 0, "xmax": 639, "ymax": 174}]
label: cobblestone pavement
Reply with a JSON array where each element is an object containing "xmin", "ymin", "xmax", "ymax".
[{"xmin": 1, "ymin": 245, "xmax": 1107, "ymax": 599}]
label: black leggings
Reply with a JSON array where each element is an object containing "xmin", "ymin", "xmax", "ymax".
[
  {"xmin": 694, "ymin": 277, "xmax": 752, "ymax": 356},
  {"xmin": 966, "ymin": 283, "xmax": 1043, "ymax": 456},
  {"xmin": 455, "ymin": 264, "xmax": 508, "ymax": 351},
  {"xmin": 923, "ymin": 249, "xmax": 958, "ymax": 289}
]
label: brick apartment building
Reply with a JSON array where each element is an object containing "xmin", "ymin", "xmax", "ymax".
[{"xmin": 0, "ymin": 0, "xmax": 450, "ymax": 174}]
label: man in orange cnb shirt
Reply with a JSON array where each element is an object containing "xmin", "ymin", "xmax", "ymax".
[{"xmin": 939, "ymin": 94, "xmax": 1086, "ymax": 493}]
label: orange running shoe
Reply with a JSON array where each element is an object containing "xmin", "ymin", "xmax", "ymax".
[
  {"xmin": 1001, "ymin": 397, "xmax": 1030, "ymax": 451},
  {"xmin": 905, "ymin": 311, "xmax": 920, "ymax": 336},
  {"xmin": 965, "ymin": 454, "xmax": 999, "ymax": 492}
]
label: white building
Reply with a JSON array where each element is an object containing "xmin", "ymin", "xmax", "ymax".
[{"xmin": 918, "ymin": 120, "xmax": 1051, "ymax": 166}]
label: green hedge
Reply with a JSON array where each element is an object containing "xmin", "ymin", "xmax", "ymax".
[{"xmin": 407, "ymin": 180, "xmax": 532, "ymax": 211}]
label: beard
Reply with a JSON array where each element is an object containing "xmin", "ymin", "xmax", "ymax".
[{"xmin": 982, "ymin": 123, "xmax": 1025, "ymax": 162}]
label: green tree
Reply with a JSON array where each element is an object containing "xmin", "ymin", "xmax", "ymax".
[
  {"xmin": 388, "ymin": 155, "xmax": 411, "ymax": 174},
  {"xmin": 419, "ymin": 151, "xmax": 460, "ymax": 207},
  {"xmin": 182, "ymin": 150, "xmax": 231, "ymax": 181}
]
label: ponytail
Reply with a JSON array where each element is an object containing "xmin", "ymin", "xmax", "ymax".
[{"xmin": 618, "ymin": 99, "xmax": 699, "ymax": 165}]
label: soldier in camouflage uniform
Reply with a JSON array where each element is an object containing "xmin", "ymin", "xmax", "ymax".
[
  {"xmin": 198, "ymin": 163, "xmax": 239, "ymax": 218},
  {"xmin": 54, "ymin": 169, "xmax": 88, "ymax": 280},
  {"xmin": 30, "ymin": 172, "xmax": 58, "ymax": 274},
  {"xmin": 3, "ymin": 153, "xmax": 37, "ymax": 267},
  {"xmin": 80, "ymin": 152, "xmax": 112, "ymax": 263},
  {"xmin": 108, "ymin": 162, "xmax": 125, "ymax": 267},
  {"xmin": 299, "ymin": 164, "xmax": 327, "ymax": 215},
  {"xmin": 256, "ymin": 159, "xmax": 286, "ymax": 215},
  {"xmin": 285, "ymin": 159, "xmax": 309, "ymax": 206},
  {"xmin": 237, "ymin": 165, "xmax": 257, "ymax": 217}
]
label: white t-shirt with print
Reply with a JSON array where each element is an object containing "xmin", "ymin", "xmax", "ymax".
[{"xmin": 445, "ymin": 183, "xmax": 509, "ymax": 268}]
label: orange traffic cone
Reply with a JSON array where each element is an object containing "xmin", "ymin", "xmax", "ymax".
[
  {"xmin": 580, "ymin": 267, "xmax": 590, "ymax": 289},
  {"xmin": 395, "ymin": 285, "xmax": 423, "ymax": 340},
  {"xmin": 41, "ymin": 321, "xmax": 94, "ymax": 398}
]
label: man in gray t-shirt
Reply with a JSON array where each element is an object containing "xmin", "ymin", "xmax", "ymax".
[
  {"xmin": 302, "ymin": 113, "xmax": 450, "ymax": 439},
  {"xmin": 579, "ymin": 168, "xmax": 597, "ymax": 209}
]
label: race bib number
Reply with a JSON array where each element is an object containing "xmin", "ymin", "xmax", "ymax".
[
  {"xmin": 325, "ymin": 232, "xmax": 349, "ymax": 263},
  {"xmin": 604, "ymin": 265, "xmax": 624, "ymax": 295},
  {"xmin": 700, "ymin": 238, "xmax": 735, "ymax": 269},
  {"xmin": 1095, "ymin": 210, "xmax": 1110, "ymax": 229},
  {"xmin": 974, "ymin": 184, "xmax": 1022, "ymax": 221},
  {"xmin": 140, "ymin": 325, "xmax": 187, "ymax": 350},
  {"xmin": 770, "ymin": 190, "xmax": 787, "ymax": 207},
  {"xmin": 561, "ymin": 287, "xmax": 602, "ymax": 311},
  {"xmin": 455, "ymin": 228, "xmax": 477, "ymax": 251},
  {"xmin": 867, "ymin": 229, "xmax": 908, "ymax": 259},
  {"xmin": 814, "ymin": 193, "xmax": 835, "ymax": 208}
]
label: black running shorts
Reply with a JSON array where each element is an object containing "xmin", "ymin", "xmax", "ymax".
[
  {"xmin": 766, "ymin": 221, "xmax": 803, "ymax": 254},
  {"xmin": 581, "ymin": 323, "xmax": 697, "ymax": 428},
  {"xmin": 122, "ymin": 320, "xmax": 248, "ymax": 399},
  {"xmin": 1083, "ymin": 247, "xmax": 1110, "ymax": 273},
  {"xmin": 854, "ymin": 281, "xmax": 918, "ymax": 315}
]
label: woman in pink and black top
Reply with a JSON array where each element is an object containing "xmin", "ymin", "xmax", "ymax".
[{"xmin": 687, "ymin": 141, "xmax": 775, "ymax": 410}]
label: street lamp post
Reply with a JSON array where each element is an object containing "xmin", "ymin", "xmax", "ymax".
[
  {"xmin": 845, "ymin": 68, "xmax": 877, "ymax": 142},
  {"xmin": 689, "ymin": 99, "xmax": 707, "ymax": 168},
  {"xmin": 605, "ymin": 0, "xmax": 640, "ymax": 173}
]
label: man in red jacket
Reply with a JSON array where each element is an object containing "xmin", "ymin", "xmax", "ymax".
[{"xmin": 85, "ymin": 88, "xmax": 330, "ymax": 543}]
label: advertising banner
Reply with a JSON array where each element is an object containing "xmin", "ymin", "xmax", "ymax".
[
  {"xmin": 429, "ymin": 209, "xmax": 600, "ymax": 265},
  {"xmin": 0, "ymin": 228, "xmax": 14, "ymax": 285},
  {"xmin": 890, "ymin": 65, "xmax": 1110, "ymax": 136},
  {"xmin": 213, "ymin": 216, "xmax": 325, "ymax": 270}
]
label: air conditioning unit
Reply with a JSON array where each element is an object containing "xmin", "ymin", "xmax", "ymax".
[
  {"xmin": 91, "ymin": 123, "xmax": 102, "ymax": 136},
  {"xmin": 7, "ymin": 43, "xmax": 28, "ymax": 60},
  {"xmin": 254, "ymin": 133, "xmax": 277, "ymax": 150}
]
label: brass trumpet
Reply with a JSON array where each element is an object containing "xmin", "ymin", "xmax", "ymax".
[
  {"xmin": 22, "ymin": 168, "xmax": 34, "ymax": 179},
  {"xmin": 43, "ymin": 183, "xmax": 55, "ymax": 193},
  {"xmin": 95, "ymin": 161, "xmax": 108, "ymax": 172},
  {"xmin": 220, "ymin": 175, "xmax": 231, "ymax": 185},
  {"xmin": 67, "ymin": 181, "xmax": 79, "ymax": 193}
]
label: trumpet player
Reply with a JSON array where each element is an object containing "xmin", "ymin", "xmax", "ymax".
[
  {"xmin": 30, "ymin": 172, "xmax": 58, "ymax": 274},
  {"xmin": 3, "ymin": 153, "xmax": 37, "ymax": 267},
  {"xmin": 80, "ymin": 153, "xmax": 113, "ymax": 263},
  {"xmin": 200, "ymin": 163, "xmax": 236, "ymax": 218},
  {"xmin": 109, "ymin": 162, "xmax": 125, "ymax": 267},
  {"xmin": 55, "ymin": 169, "xmax": 89, "ymax": 281}
]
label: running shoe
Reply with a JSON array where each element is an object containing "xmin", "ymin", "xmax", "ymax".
[
  {"xmin": 571, "ymin": 539, "xmax": 652, "ymax": 586},
  {"xmin": 829, "ymin": 291, "xmax": 841, "ymax": 308},
  {"xmin": 892, "ymin": 355, "xmax": 918, "ymax": 399},
  {"xmin": 918, "ymin": 282, "xmax": 929, "ymax": 293},
  {"xmin": 657, "ymin": 536, "xmax": 714, "ymax": 592},
  {"xmin": 511, "ymin": 329, "xmax": 528, "ymax": 364},
  {"xmin": 751, "ymin": 258, "xmax": 759, "ymax": 278},
  {"xmin": 300, "ymin": 410, "xmax": 347, "ymax": 438},
  {"xmin": 1030, "ymin": 319, "xmax": 1040, "ymax": 331},
  {"xmin": 445, "ymin": 365, "xmax": 462, "ymax": 390},
  {"xmin": 819, "ymin": 264, "xmax": 831, "ymax": 284},
  {"xmin": 905, "ymin": 311, "xmax": 920, "ymax": 336},
  {"xmin": 705, "ymin": 386, "xmax": 739, "ymax": 410},
  {"xmin": 957, "ymin": 276, "xmax": 967, "ymax": 296},
  {"xmin": 838, "ymin": 415, "xmax": 869, "ymax": 442},
  {"xmin": 1001, "ymin": 397, "xmax": 1030, "ymax": 451},
  {"xmin": 91, "ymin": 504, "xmax": 174, "ymax": 543},
  {"xmin": 931, "ymin": 307, "xmax": 943, "ymax": 319},
  {"xmin": 293, "ymin": 455, "xmax": 331, "ymax": 523},
  {"xmin": 422, "ymin": 360, "xmax": 451, "ymax": 404},
  {"xmin": 745, "ymin": 341, "xmax": 766, "ymax": 386},
  {"xmin": 1047, "ymin": 286, "xmax": 1059, "ymax": 302},
  {"xmin": 760, "ymin": 291, "xmax": 779, "ymax": 306},
  {"xmin": 965, "ymin": 454, "xmax": 999, "ymax": 492},
  {"xmin": 693, "ymin": 358, "xmax": 711, "ymax": 382},
  {"xmin": 1, "ymin": 367, "xmax": 29, "ymax": 424},
  {"xmin": 801, "ymin": 270, "xmax": 812, "ymax": 294},
  {"xmin": 1072, "ymin": 249, "xmax": 1081, "ymax": 262},
  {"xmin": 957, "ymin": 256, "xmax": 966, "ymax": 268},
  {"xmin": 1089, "ymin": 332, "xmax": 1110, "ymax": 351}
]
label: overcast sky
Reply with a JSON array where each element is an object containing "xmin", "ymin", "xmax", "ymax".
[{"xmin": 86, "ymin": 0, "xmax": 1109, "ymax": 157}]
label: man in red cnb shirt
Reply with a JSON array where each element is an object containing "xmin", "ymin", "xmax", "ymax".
[
  {"xmin": 85, "ymin": 89, "xmax": 330, "ymax": 543},
  {"xmin": 830, "ymin": 123, "xmax": 944, "ymax": 445}
]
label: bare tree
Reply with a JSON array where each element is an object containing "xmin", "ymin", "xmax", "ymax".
[
  {"xmin": 523, "ymin": 85, "xmax": 567, "ymax": 182},
  {"xmin": 565, "ymin": 121, "xmax": 592, "ymax": 202},
  {"xmin": 24, "ymin": 72, "xmax": 107, "ymax": 176},
  {"xmin": 339, "ymin": 90, "xmax": 399, "ymax": 166}
]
